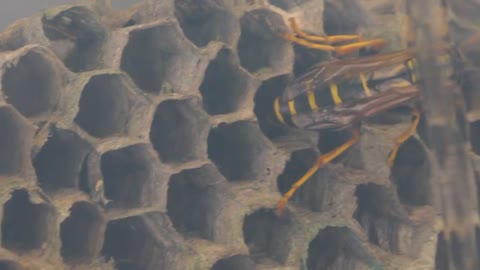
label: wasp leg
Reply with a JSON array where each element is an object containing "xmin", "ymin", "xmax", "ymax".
[
  {"xmin": 281, "ymin": 17, "xmax": 386, "ymax": 56},
  {"xmin": 387, "ymin": 107, "xmax": 421, "ymax": 167},
  {"xmin": 275, "ymin": 129, "xmax": 361, "ymax": 216}
]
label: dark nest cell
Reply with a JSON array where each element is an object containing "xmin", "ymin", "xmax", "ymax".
[
  {"xmin": 199, "ymin": 48, "xmax": 251, "ymax": 115},
  {"xmin": 74, "ymin": 74, "xmax": 134, "ymax": 138},
  {"xmin": 174, "ymin": 0, "xmax": 239, "ymax": 47},
  {"xmin": 0, "ymin": 106, "xmax": 32, "ymax": 176},
  {"xmin": 277, "ymin": 149, "xmax": 338, "ymax": 212},
  {"xmin": 323, "ymin": 0, "xmax": 368, "ymax": 36},
  {"xmin": 390, "ymin": 137, "xmax": 432, "ymax": 206},
  {"xmin": 33, "ymin": 128, "xmax": 93, "ymax": 192},
  {"xmin": 238, "ymin": 9, "xmax": 290, "ymax": 74},
  {"xmin": 60, "ymin": 202, "xmax": 105, "ymax": 264},
  {"xmin": 120, "ymin": 23, "xmax": 199, "ymax": 94},
  {"xmin": 211, "ymin": 255, "xmax": 256, "ymax": 270},
  {"xmin": 207, "ymin": 121, "xmax": 274, "ymax": 182},
  {"xmin": 100, "ymin": 144, "xmax": 166, "ymax": 208},
  {"xmin": 242, "ymin": 208, "xmax": 294, "ymax": 264},
  {"xmin": 353, "ymin": 183, "xmax": 418, "ymax": 254},
  {"xmin": 167, "ymin": 164, "xmax": 230, "ymax": 241},
  {"xmin": 1, "ymin": 189, "xmax": 55, "ymax": 252},
  {"xmin": 150, "ymin": 98, "xmax": 210, "ymax": 164},
  {"xmin": 307, "ymin": 226, "xmax": 378, "ymax": 270},
  {"xmin": 102, "ymin": 212, "xmax": 190, "ymax": 270},
  {"xmin": 0, "ymin": 260, "xmax": 24, "ymax": 270},
  {"xmin": 1, "ymin": 50, "xmax": 61, "ymax": 118}
]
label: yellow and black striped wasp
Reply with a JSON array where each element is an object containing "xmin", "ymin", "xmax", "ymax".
[{"xmin": 272, "ymin": 6, "xmax": 466, "ymax": 216}]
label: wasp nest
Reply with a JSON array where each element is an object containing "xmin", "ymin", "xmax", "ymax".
[{"xmin": 0, "ymin": 0, "xmax": 461, "ymax": 269}]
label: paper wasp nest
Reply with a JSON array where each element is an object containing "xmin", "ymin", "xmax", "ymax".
[{"xmin": 2, "ymin": 0, "xmax": 472, "ymax": 269}]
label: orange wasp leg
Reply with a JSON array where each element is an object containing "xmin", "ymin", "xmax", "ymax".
[
  {"xmin": 281, "ymin": 17, "xmax": 386, "ymax": 56},
  {"xmin": 275, "ymin": 129, "xmax": 361, "ymax": 216},
  {"xmin": 387, "ymin": 107, "xmax": 421, "ymax": 167}
]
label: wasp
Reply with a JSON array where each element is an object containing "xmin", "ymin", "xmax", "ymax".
[{"xmin": 272, "ymin": 10, "xmax": 465, "ymax": 216}]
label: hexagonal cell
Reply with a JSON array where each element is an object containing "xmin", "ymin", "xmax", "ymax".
[
  {"xmin": 242, "ymin": 208, "xmax": 294, "ymax": 264},
  {"xmin": 60, "ymin": 201, "xmax": 105, "ymax": 264},
  {"xmin": 167, "ymin": 164, "xmax": 232, "ymax": 242},
  {"xmin": 100, "ymin": 143, "xmax": 167, "ymax": 208},
  {"xmin": 390, "ymin": 137, "xmax": 432, "ymax": 206},
  {"xmin": 207, "ymin": 121, "xmax": 275, "ymax": 182},
  {"xmin": 278, "ymin": 149, "xmax": 338, "ymax": 212},
  {"xmin": 307, "ymin": 226, "xmax": 379, "ymax": 270},
  {"xmin": 470, "ymin": 121, "xmax": 480, "ymax": 156},
  {"xmin": 238, "ymin": 9, "xmax": 291, "ymax": 74},
  {"xmin": 1, "ymin": 189, "xmax": 55, "ymax": 252},
  {"xmin": 174, "ymin": 0, "xmax": 239, "ymax": 47},
  {"xmin": 323, "ymin": 0, "xmax": 368, "ymax": 36},
  {"xmin": 199, "ymin": 48, "xmax": 253, "ymax": 115},
  {"xmin": 353, "ymin": 183, "xmax": 428, "ymax": 255},
  {"xmin": 42, "ymin": 5, "xmax": 108, "ymax": 72},
  {"xmin": 150, "ymin": 97, "xmax": 210, "ymax": 164},
  {"xmin": 120, "ymin": 22, "xmax": 202, "ymax": 94},
  {"xmin": 317, "ymin": 129, "xmax": 352, "ymax": 163},
  {"xmin": 74, "ymin": 73, "xmax": 138, "ymax": 138},
  {"xmin": 254, "ymin": 75, "xmax": 292, "ymax": 139},
  {"xmin": 1, "ymin": 50, "xmax": 61, "ymax": 118},
  {"xmin": 211, "ymin": 255, "xmax": 256, "ymax": 270},
  {"xmin": 0, "ymin": 260, "xmax": 24, "ymax": 270},
  {"xmin": 101, "ymin": 212, "xmax": 194, "ymax": 270},
  {"xmin": 0, "ymin": 106, "xmax": 33, "ymax": 176},
  {"xmin": 33, "ymin": 127, "xmax": 94, "ymax": 192}
]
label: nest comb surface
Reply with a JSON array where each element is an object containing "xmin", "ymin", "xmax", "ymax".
[{"xmin": 0, "ymin": 0, "xmax": 454, "ymax": 269}]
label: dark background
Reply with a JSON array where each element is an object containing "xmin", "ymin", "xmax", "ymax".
[{"xmin": 1, "ymin": 0, "xmax": 141, "ymax": 31}]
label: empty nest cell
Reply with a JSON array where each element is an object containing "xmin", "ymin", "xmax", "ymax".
[
  {"xmin": 211, "ymin": 255, "xmax": 256, "ymax": 270},
  {"xmin": 199, "ymin": 48, "xmax": 252, "ymax": 115},
  {"xmin": 120, "ymin": 22, "xmax": 200, "ymax": 94},
  {"xmin": 167, "ymin": 164, "xmax": 231, "ymax": 242},
  {"xmin": 207, "ymin": 120, "xmax": 274, "ymax": 182},
  {"xmin": 238, "ymin": 9, "xmax": 291, "ymax": 74},
  {"xmin": 60, "ymin": 201, "xmax": 105, "ymax": 264},
  {"xmin": 277, "ymin": 149, "xmax": 339, "ymax": 212},
  {"xmin": 0, "ymin": 106, "xmax": 33, "ymax": 176},
  {"xmin": 1, "ymin": 189, "xmax": 55, "ymax": 252},
  {"xmin": 242, "ymin": 208, "xmax": 294, "ymax": 264},
  {"xmin": 102, "ymin": 212, "xmax": 192, "ymax": 270},
  {"xmin": 174, "ymin": 0, "xmax": 239, "ymax": 47},
  {"xmin": 323, "ymin": 0, "xmax": 368, "ymax": 36},
  {"xmin": 150, "ymin": 97, "xmax": 210, "ymax": 164},
  {"xmin": 33, "ymin": 127, "xmax": 94, "ymax": 192},
  {"xmin": 353, "ymin": 183, "xmax": 424, "ymax": 255},
  {"xmin": 307, "ymin": 226, "xmax": 378, "ymax": 270},
  {"xmin": 1, "ymin": 50, "xmax": 61, "ymax": 118},
  {"xmin": 74, "ymin": 74, "xmax": 135, "ymax": 138},
  {"xmin": 100, "ymin": 143, "xmax": 166, "ymax": 208},
  {"xmin": 390, "ymin": 137, "xmax": 432, "ymax": 206}
]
